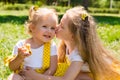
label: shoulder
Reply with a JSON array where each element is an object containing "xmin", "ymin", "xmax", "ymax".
[
  {"xmin": 50, "ymin": 41, "xmax": 57, "ymax": 47},
  {"xmin": 68, "ymin": 49, "xmax": 83, "ymax": 62},
  {"xmin": 50, "ymin": 41, "xmax": 57, "ymax": 50},
  {"xmin": 50, "ymin": 41, "xmax": 57, "ymax": 55},
  {"xmin": 12, "ymin": 40, "xmax": 25, "ymax": 55},
  {"xmin": 15, "ymin": 39, "xmax": 25, "ymax": 47}
]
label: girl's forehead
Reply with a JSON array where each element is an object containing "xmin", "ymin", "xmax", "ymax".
[
  {"xmin": 61, "ymin": 15, "xmax": 66, "ymax": 22},
  {"xmin": 61, "ymin": 14, "xmax": 69, "ymax": 24}
]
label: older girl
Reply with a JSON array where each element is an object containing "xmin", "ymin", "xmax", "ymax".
[{"xmin": 24, "ymin": 6, "xmax": 120, "ymax": 80}]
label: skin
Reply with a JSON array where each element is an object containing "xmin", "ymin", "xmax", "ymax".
[{"xmin": 24, "ymin": 12, "xmax": 84, "ymax": 80}]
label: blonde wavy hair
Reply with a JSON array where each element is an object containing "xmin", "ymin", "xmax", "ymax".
[
  {"xmin": 58, "ymin": 6, "xmax": 120, "ymax": 80},
  {"xmin": 25, "ymin": 6, "xmax": 58, "ymax": 35}
]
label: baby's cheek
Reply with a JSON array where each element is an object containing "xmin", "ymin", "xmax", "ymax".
[{"xmin": 52, "ymin": 33, "xmax": 56, "ymax": 37}]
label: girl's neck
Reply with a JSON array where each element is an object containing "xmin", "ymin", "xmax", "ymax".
[
  {"xmin": 64, "ymin": 41, "xmax": 76, "ymax": 54},
  {"xmin": 29, "ymin": 37, "xmax": 44, "ymax": 48}
]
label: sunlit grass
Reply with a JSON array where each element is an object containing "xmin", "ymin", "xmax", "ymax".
[
  {"xmin": 98, "ymin": 25, "xmax": 120, "ymax": 42},
  {"xmin": 0, "ymin": 10, "xmax": 28, "ymax": 16},
  {"xmin": 0, "ymin": 23, "xmax": 29, "ymax": 80},
  {"xmin": 97, "ymin": 24, "xmax": 120, "ymax": 51}
]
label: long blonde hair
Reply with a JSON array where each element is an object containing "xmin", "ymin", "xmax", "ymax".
[{"xmin": 58, "ymin": 6, "xmax": 120, "ymax": 80}]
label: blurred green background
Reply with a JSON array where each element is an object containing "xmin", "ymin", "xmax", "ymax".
[{"xmin": 0, "ymin": 0, "xmax": 120, "ymax": 80}]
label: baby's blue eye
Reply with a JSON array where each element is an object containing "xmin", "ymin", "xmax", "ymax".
[{"xmin": 42, "ymin": 26, "xmax": 47, "ymax": 28}]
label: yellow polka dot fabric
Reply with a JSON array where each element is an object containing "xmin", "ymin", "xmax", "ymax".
[
  {"xmin": 35, "ymin": 42, "xmax": 50, "ymax": 73},
  {"xmin": 54, "ymin": 56, "xmax": 70, "ymax": 76},
  {"xmin": 54, "ymin": 63, "xmax": 69, "ymax": 76}
]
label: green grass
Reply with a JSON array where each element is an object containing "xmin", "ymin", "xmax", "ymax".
[
  {"xmin": 0, "ymin": 23, "xmax": 28, "ymax": 80},
  {"xmin": 0, "ymin": 10, "xmax": 28, "ymax": 16},
  {"xmin": 0, "ymin": 10, "xmax": 120, "ymax": 80}
]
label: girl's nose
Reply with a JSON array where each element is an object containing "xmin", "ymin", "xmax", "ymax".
[
  {"xmin": 55, "ymin": 28, "xmax": 58, "ymax": 34},
  {"xmin": 55, "ymin": 27, "xmax": 58, "ymax": 31}
]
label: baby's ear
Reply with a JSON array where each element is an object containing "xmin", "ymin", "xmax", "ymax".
[{"xmin": 29, "ymin": 24, "xmax": 35, "ymax": 32}]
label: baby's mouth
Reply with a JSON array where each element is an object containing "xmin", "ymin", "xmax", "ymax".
[{"xmin": 44, "ymin": 35, "xmax": 51, "ymax": 38}]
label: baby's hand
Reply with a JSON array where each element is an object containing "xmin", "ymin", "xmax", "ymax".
[
  {"xmin": 17, "ymin": 44, "xmax": 32, "ymax": 59},
  {"xmin": 24, "ymin": 44, "xmax": 32, "ymax": 55}
]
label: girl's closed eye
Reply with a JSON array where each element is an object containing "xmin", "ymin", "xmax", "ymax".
[{"xmin": 51, "ymin": 27, "xmax": 55, "ymax": 30}]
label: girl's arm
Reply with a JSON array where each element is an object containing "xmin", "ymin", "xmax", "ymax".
[
  {"xmin": 44, "ymin": 55, "xmax": 57, "ymax": 75},
  {"xmin": 25, "ymin": 61, "xmax": 83, "ymax": 80}
]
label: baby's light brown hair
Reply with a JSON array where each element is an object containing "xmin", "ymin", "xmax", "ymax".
[{"xmin": 25, "ymin": 6, "xmax": 58, "ymax": 35}]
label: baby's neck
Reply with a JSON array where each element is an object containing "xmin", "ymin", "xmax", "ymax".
[{"xmin": 29, "ymin": 38, "xmax": 45, "ymax": 49}]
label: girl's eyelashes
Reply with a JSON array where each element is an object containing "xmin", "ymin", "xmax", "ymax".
[
  {"xmin": 60, "ymin": 24, "xmax": 64, "ymax": 29},
  {"xmin": 51, "ymin": 27, "xmax": 55, "ymax": 30},
  {"xmin": 42, "ymin": 26, "xmax": 47, "ymax": 28},
  {"xmin": 59, "ymin": 23, "xmax": 64, "ymax": 29}
]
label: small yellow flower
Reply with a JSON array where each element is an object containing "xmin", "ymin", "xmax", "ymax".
[
  {"xmin": 81, "ymin": 13, "xmax": 87, "ymax": 20},
  {"xmin": 22, "ymin": 43, "xmax": 32, "ymax": 55},
  {"xmin": 4, "ymin": 55, "xmax": 16, "ymax": 66},
  {"xmin": 33, "ymin": 6, "xmax": 39, "ymax": 11}
]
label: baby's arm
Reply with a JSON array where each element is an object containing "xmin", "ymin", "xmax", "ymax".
[
  {"xmin": 43, "ymin": 55, "xmax": 57, "ymax": 75},
  {"xmin": 9, "ymin": 48, "xmax": 26, "ymax": 71},
  {"xmin": 9, "ymin": 44, "xmax": 31, "ymax": 71}
]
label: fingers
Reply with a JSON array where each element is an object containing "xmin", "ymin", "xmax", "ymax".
[
  {"xmin": 24, "ymin": 43, "xmax": 32, "ymax": 55},
  {"xmin": 18, "ymin": 47, "xmax": 30, "ymax": 58},
  {"xmin": 17, "ymin": 43, "xmax": 32, "ymax": 59},
  {"xmin": 25, "ymin": 66, "xmax": 33, "ymax": 70},
  {"xmin": 19, "ymin": 71, "xmax": 25, "ymax": 76}
]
